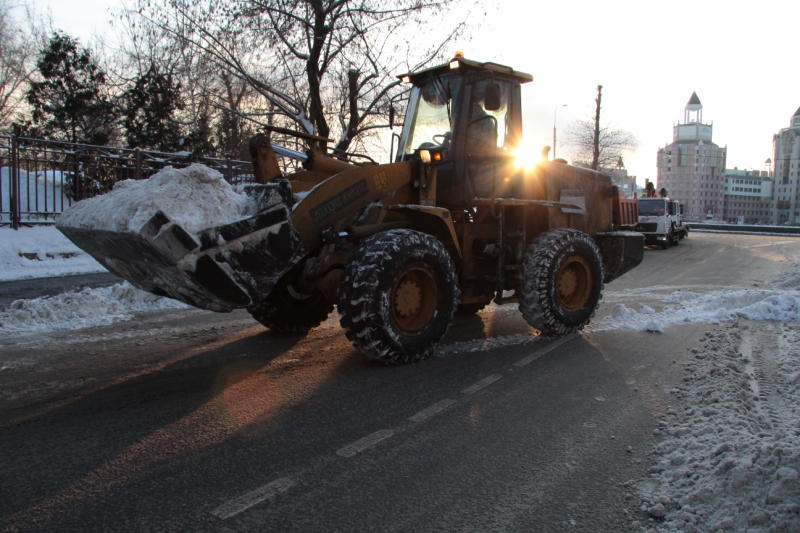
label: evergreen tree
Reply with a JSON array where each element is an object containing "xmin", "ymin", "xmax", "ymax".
[
  {"xmin": 122, "ymin": 64, "xmax": 183, "ymax": 151},
  {"xmin": 23, "ymin": 32, "xmax": 115, "ymax": 145},
  {"xmin": 181, "ymin": 98, "xmax": 215, "ymax": 157},
  {"xmin": 215, "ymin": 108, "xmax": 253, "ymax": 160}
]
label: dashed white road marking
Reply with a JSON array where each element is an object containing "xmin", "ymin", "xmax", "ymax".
[
  {"xmin": 462, "ymin": 374, "xmax": 503, "ymax": 395},
  {"xmin": 210, "ymin": 332, "xmax": 581, "ymax": 519},
  {"xmin": 514, "ymin": 333, "xmax": 577, "ymax": 367},
  {"xmin": 336, "ymin": 429, "xmax": 395, "ymax": 458},
  {"xmin": 409, "ymin": 398, "xmax": 457, "ymax": 423},
  {"xmin": 211, "ymin": 477, "xmax": 296, "ymax": 520}
]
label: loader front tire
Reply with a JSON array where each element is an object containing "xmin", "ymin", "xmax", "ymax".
[
  {"xmin": 248, "ymin": 277, "xmax": 333, "ymax": 335},
  {"xmin": 520, "ymin": 229, "xmax": 604, "ymax": 336},
  {"xmin": 338, "ymin": 229, "xmax": 459, "ymax": 364}
]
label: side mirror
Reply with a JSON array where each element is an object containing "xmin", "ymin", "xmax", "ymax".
[
  {"xmin": 389, "ymin": 105, "xmax": 396, "ymax": 129},
  {"xmin": 484, "ymin": 82, "xmax": 502, "ymax": 111}
]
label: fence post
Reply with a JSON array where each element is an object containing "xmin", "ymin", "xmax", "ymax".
[
  {"xmin": 10, "ymin": 135, "xmax": 20, "ymax": 230},
  {"xmin": 134, "ymin": 148, "xmax": 143, "ymax": 180}
]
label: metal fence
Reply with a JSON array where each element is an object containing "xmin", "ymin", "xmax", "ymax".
[{"xmin": 0, "ymin": 134, "xmax": 263, "ymax": 229}]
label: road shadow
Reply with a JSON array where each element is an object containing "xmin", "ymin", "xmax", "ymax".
[{"xmin": 0, "ymin": 309, "xmax": 670, "ymax": 533}]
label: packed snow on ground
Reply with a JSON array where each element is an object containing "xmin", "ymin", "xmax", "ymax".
[
  {"xmin": 56, "ymin": 163, "xmax": 257, "ymax": 234},
  {"xmin": 616, "ymin": 265, "xmax": 800, "ymax": 532},
  {"xmin": 0, "ymin": 226, "xmax": 106, "ymax": 281},
  {"xmin": 638, "ymin": 322, "xmax": 800, "ymax": 532},
  {"xmin": 0, "ymin": 281, "xmax": 187, "ymax": 334}
]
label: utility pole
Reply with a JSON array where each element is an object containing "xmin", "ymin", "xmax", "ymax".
[
  {"xmin": 552, "ymin": 104, "xmax": 567, "ymax": 159},
  {"xmin": 592, "ymin": 84, "xmax": 602, "ymax": 170}
]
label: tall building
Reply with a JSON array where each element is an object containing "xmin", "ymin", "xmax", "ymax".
[
  {"xmin": 657, "ymin": 93, "xmax": 727, "ymax": 220},
  {"xmin": 772, "ymin": 107, "xmax": 800, "ymax": 224},
  {"xmin": 723, "ymin": 169, "xmax": 773, "ymax": 224}
]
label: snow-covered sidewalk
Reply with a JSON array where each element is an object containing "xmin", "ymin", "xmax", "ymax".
[
  {"xmin": 0, "ymin": 226, "xmax": 107, "ymax": 281},
  {"xmin": 1, "ymin": 225, "xmax": 187, "ymax": 333}
]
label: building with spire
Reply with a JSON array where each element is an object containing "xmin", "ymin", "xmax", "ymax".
[
  {"xmin": 656, "ymin": 93, "xmax": 727, "ymax": 220},
  {"xmin": 772, "ymin": 107, "xmax": 800, "ymax": 224}
]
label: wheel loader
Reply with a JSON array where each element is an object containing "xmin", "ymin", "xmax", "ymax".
[{"xmin": 57, "ymin": 55, "xmax": 643, "ymax": 364}]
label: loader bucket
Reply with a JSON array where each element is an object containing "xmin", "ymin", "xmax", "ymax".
[{"xmin": 57, "ymin": 183, "xmax": 304, "ymax": 313}]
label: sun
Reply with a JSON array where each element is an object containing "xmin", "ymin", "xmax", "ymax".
[{"xmin": 513, "ymin": 139, "xmax": 542, "ymax": 170}]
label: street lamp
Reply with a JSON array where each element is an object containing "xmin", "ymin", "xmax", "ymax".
[{"xmin": 552, "ymin": 104, "xmax": 567, "ymax": 160}]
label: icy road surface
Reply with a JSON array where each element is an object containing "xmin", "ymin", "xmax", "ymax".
[{"xmin": 1, "ymin": 232, "xmax": 799, "ymax": 532}]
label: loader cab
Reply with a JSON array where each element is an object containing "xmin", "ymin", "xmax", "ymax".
[{"xmin": 396, "ymin": 56, "xmax": 530, "ymax": 206}]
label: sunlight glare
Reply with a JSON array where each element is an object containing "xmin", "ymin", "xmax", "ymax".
[{"xmin": 513, "ymin": 139, "xmax": 541, "ymax": 170}]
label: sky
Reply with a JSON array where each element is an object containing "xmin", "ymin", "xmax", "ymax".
[{"xmin": 30, "ymin": 0, "xmax": 800, "ymax": 185}]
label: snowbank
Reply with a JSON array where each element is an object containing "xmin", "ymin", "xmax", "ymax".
[
  {"xmin": 590, "ymin": 288, "xmax": 800, "ymax": 333},
  {"xmin": 56, "ymin": 163, "xmax": 256, "ymax": 234},
  {"xmin": 0, "ymin": 282, "xmax": 187, "ymax": 333},
  {"xmin": 0, "ymin": 226, "xmax": 106, "ymax": 281}
]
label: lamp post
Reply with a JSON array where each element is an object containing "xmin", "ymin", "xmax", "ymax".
[{"xmin": 552, "ymin": 104, "xmax": 567, "ymax": 160}]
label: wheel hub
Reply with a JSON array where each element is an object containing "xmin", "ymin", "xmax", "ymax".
[
  {"xmin": 391, "ymin": 267, "xmax": 437, "ymax": 333},
  {"xmin": 556, "ymin": 255, "xmax": 592, "ymax": 312},
  {"xmin": 394, "ymin": 280, "xmax": 423, "ymax": 317}
]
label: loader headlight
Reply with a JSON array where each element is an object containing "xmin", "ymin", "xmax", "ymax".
[{"xmin": 419, "ymin": 149, "xmax": 444, "ymax": 164}]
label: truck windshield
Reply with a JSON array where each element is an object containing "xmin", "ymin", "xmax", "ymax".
[
  {"xmin": 638, "ymin": 199, "xmax": 667, "ymax": 216},
  {"xmin": 403, "ymin": 76, "xmax": 462, "ymax": 154}
]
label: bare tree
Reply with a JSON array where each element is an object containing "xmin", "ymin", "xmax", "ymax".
[
  {"xmin": 566, "ymin": 85, "xmax": 637, "ymax": 171},
  {"xmin": 125, "ymin": 0, "xmax": 466, "ymax": 155},
  {"xmin": 0, "ymin": 1, "xmax": 47, "ymax": 128}
]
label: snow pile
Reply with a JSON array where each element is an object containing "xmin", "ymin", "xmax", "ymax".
[
  {"xmin": 640, "ymin": 324, "xmax": 800, "ymax": 531},
  {"xmin": 0, "ymin": 226, "xmax": 106, "ymax": 281},
  {"xmin": 590, "ymin": 288, "xmax": 800, "ymax": 332},
  {"xmin": 56, "ymin": 164, "xmax": 256, "ymax": 234},
  {"xmin": 0, "ymin": 282, "xmax": 187, "ymax": 333}
]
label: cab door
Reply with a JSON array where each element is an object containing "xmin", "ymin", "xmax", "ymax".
[{"xmin": 459, "ymin": 78, "xmax": 521, "ymax": 201}]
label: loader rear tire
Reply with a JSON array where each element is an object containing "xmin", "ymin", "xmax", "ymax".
[
  {"xmin": 248, "ymin": 278, "xmax": 333, "ymax": 335},
  {"xmin": 338, "ymin": 229, "xmax": 459, "ymax": 364},
  {"xmin": 520, "ymin": 229, "xmax": 604, "ymax": 337}
]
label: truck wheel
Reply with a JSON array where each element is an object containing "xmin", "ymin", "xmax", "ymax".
[
  {"xmin": 670, "ymin": 226, "xmax": 680, "ymax": 245},
  {"xmin": 660, "ymin": 231, "xmax": 671, "ymax": 249},
  {"xmin": 248, "ymin": 277, "xmax": 333, "ymax": 335},
  {"xmin": 520, "ymin": 229, "xmax": 604, "ymax": 336},
  {"xmin": 338, "ymin": 229, "xmax": 459, "ymax": 364}
]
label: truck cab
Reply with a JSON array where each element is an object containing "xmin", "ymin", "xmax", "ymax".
[{"xmin": 637, "ymin": 197, "xmax": 688, "ymax": 248}]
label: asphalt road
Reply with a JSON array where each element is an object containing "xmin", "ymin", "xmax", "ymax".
[{"xmin": 1, "ymin": 232, "xmax": 798, "ymax": 533}]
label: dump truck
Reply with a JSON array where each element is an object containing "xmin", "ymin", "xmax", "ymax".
[{"xmin": 57, "ymin": 56, "xmax": 644, "ymax": 364}]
